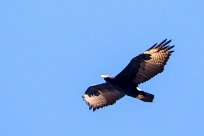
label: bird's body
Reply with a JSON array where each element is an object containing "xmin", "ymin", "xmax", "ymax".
[
  {"xmin": 83, "ymin": 39, "xmax": 174, "ymax": 111},
  {"xmin": 102, "ymin": 76, "xmax": 140, "ymax": 98}
]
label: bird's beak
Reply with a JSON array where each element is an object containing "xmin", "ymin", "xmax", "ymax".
[{"xmin": 101, "ymin": 75, "xmax": 107, "ymax": 78}]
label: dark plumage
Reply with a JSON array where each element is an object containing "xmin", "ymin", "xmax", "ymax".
[{"xmin": 83, "ymin": 39, "xmax": 174, "ymax": 111}]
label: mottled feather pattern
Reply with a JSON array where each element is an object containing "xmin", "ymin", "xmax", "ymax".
[
  {"xmin": 134, "ymin": 39, "xmax": 174, "ymax": 84},
  {"xmin": 83, "ymin": 83, "xmax": 125, "ymax": 111}
]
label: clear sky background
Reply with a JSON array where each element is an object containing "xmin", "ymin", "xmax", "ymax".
[{"xmin": 1, "ymin": 0, "xmax": 204, "ymax": 136}]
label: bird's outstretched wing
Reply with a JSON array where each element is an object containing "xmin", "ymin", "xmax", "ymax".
[
  {"xmin": 83, "ymin": 83, "xmax": 125, "ymax": 111},
  {"xmin": 116, "ymin": 39, "xmax": 174, "ymax": 85}
]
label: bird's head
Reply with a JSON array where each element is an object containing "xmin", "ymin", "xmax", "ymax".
[
  {"xmin": 101, "ymin": 74, "xmax": 110, "ymax": 78},
  {"xmin": 101, "ymin": 74, "xmax": 114, "ymax": 83}
]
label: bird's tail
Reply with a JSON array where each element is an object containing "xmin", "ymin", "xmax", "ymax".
[{"xmin": 136, "ymin": 91, "xmax": 154, "ymax": 102}]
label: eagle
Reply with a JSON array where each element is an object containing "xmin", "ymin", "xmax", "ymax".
[{"xmin": 83, "ymin": 39, "xmax": 174, "ymax": 111}]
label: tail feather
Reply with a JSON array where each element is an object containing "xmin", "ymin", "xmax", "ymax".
[{"xmin": 136, "ymin": 91, "xmax": 154, "ymax": 102}]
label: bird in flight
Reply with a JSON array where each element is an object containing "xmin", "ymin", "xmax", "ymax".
[{"xmin": 83, "ymin": 39, "xmax": 174, "ymax": 111}]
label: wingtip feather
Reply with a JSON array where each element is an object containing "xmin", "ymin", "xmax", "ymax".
[
  {"xmin": 157, "ymin": 39, "xmax": 167, "ymax": 47},
  {"xmin": 163, "ymin": 39, "xmax": 172, "ymax": 46},
  {"xmin": 148, "ymin": 43, "xmax": 157, "ymax": 50}
]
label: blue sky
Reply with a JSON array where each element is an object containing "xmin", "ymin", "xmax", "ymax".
[{"xmin": 1, "ymin": 0, "xmax": 204, "ymax": 136}]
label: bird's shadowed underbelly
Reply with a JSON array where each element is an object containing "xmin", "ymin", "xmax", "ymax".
[{"xmin": 109, "ymin": 83, "xmax": 139, "ymax": 98}]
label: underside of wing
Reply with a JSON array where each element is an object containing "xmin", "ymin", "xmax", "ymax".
[
  {"xmin": 116, "ymin": 39, "xmax": 174, "ymax": 85},
  {"xmin": 83, "ymin": 83, "xmax": 125, "ymax": 111}
]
